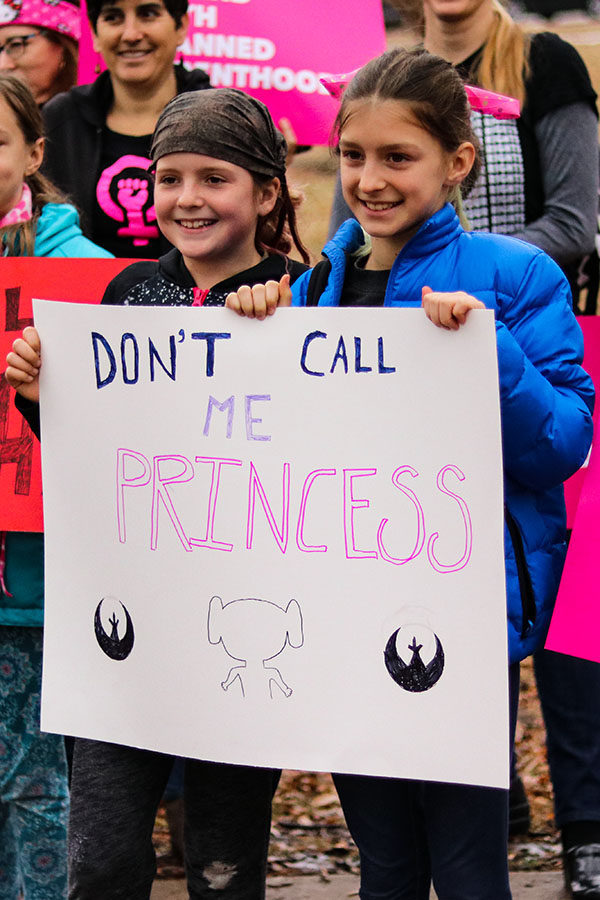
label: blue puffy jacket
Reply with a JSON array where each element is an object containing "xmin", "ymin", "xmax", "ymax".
[
  {"xmin": 34, "ymin": 202, "xmax": 114, "ymax": 259},
  {"xmin": 292, "ymin": 204, "xmax": 595, "ymax": 664}
]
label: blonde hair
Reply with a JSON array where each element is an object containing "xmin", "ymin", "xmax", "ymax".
[
  {"xmin": 476, "ymin": 0, "xmax": 530, "ymax": 106},
  {"xmin": 416, "ymin": 0, "xmax": 530, "ymax": 106}
]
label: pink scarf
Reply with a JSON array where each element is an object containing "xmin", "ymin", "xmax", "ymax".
[{"xmin": 0, "ymin": 183, "xmax": 33, "ymax": 228}]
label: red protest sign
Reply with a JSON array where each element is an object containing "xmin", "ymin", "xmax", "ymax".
[{"xmin": 0, "ymin": 257, "xmax": 137, "ymax": 532}]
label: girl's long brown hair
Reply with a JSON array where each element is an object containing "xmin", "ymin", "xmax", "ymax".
[{"xmin": 0, "ymin": 73, "xmax": 65, "ymax": 256}]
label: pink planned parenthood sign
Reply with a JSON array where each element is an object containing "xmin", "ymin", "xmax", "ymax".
[{"xmin": 78, "ymin": 0, "xmax": 386, "ymax": 145}]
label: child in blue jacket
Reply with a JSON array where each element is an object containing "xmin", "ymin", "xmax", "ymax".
[{"xmin": 228, "ymin": 47, "xmax": 594, "ymax": 899}]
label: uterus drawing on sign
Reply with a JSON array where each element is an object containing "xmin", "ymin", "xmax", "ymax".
[
  {"xmin": 96, "ymin": 155, "xmax": 158, "ymax": 247},
  {"xmin": 208, "ymin": 596, "xmax": 304, "ymax": 700}
]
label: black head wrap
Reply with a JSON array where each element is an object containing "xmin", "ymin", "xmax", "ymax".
[{"xmin": 151, "ymin": 88, "xmax": 287, "ymax": 178}]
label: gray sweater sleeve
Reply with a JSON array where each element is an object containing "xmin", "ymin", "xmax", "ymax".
[{"xmin": 513, "ymin": 102, "xmax": 599, "ymax": 264}]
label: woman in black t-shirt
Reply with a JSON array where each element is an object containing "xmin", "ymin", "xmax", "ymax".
[{"xmin": 41, "ymin": 0, "xmax": 210, "ymax": 259}]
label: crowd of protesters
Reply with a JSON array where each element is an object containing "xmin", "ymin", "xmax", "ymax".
[{"xmin": 1, "ymin": 0, "xmax": 600, "ymax": 898}]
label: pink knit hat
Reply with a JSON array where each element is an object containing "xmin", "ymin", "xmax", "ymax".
[{"xmin": 0, "ymin": 0, "xmax": 80, "ymax": 41}]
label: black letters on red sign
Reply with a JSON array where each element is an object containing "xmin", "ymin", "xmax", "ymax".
[{"xmin": 0, "ymin": 285, "xmax": 34, "ymax": 496}]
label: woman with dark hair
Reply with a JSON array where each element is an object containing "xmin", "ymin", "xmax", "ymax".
[
  {"xmin": 41, "ymin": 0, "xmax": 210, "ymax": 258},
  {"xmin": 0, "ymin": 0, "xmax": 80, "ymax": 105}
]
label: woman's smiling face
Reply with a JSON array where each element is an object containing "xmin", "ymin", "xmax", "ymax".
[{"xmin": 92, "ymin": 0, "xmax": 188, "ymax": 89}]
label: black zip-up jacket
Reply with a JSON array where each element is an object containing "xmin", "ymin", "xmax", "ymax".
[
  {"xmin": 16, "ymin": 250, "xmax": 308, "ymax": 436},
  {"xmin": 41, "ymin": 65, "xmax": 211, "ymax": 252},
  {"xmin": 101, "ymin": 247, "xmax": 307, "ymax": 307}
]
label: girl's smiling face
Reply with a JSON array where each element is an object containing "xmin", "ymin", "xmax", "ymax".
[
  {"xmin": 339, "ymin": 99, "xmax": 473, "ymax": 268},
  {"xmin": 0, "ymin": 93, "xmax": 42, "ymax": 218},
  {"xmin": 154, "ymin": 152, "xmax": 279, "ymax": 286}
]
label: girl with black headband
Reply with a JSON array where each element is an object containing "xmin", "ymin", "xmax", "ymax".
[{"xmin": 6, "ymin": 86, "xmax": 309, "ymax": 900}]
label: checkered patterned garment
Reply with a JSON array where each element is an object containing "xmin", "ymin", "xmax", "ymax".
[{"xmin": 463, "ymin": 111, "xmax": 525, "ymax": 236}]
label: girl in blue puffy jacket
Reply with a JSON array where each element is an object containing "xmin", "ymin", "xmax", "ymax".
[{"xmin": 229, "ymin": 46, "xmax": 595, "ymax": 900}]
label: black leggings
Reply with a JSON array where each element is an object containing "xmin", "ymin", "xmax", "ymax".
[
  {"xmin": 68, "ymin": 738, "xmax": 279, "ymax": 899},
  {"xmin": 333, "ymin": 663, "xmax": 520, "ymax": 900}
]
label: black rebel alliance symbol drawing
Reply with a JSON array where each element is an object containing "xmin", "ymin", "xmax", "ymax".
[
  {"xmin": 94, "ymin": 597, "xmax": 135, "ymax": 661},
  {"xmin": 384, "ymin": 623, "xmax": 445, "ymax": 693}
]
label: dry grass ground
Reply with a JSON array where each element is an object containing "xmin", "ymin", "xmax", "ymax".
[{"xmin": 153, "ymin": 16, "xmax": 600, "ymax": 879}]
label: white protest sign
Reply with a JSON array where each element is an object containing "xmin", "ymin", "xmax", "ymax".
[{"xmin": 36, "ymin": 303, "xmax": 508, "ymax": 789}]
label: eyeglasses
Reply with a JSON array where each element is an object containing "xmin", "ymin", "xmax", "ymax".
[{"xmin": 0, "ymin": 33, "xmax": 42, "ymax": 60}]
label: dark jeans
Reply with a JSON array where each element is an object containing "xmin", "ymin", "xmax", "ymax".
[
  {"xmin": 333, "ymin": 663, "xmax": 520, "ymax": 900},
  {"xmin": 163, "ymin": 757, "xmax": 185, "ymax": 805},
  {"xmin": 535, "ymin": 649, "xmax": 600, "ymax": 828},
  {"xmin": 68, "ymin": 738, "xmax": 279, "ymax": 899}
]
